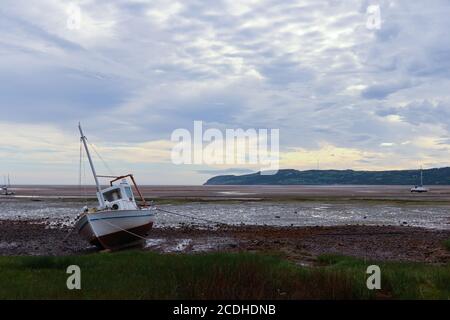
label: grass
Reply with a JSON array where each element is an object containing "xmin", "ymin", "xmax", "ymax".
[
  {"xmin": 317, "ymin": 255, "xmax": 450, "ymax": 299},
  {"xmin": 0, "ymin": 252, "xmax": 449, "ymax": 299},
  {"xmin": 443, "ymin": 239, "xmax": 450, "ymax": 252}
]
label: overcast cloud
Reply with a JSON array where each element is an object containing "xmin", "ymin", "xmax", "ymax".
[{"xmin": 1, "ymin": 0, "xmax": 450, "ymax": 184}]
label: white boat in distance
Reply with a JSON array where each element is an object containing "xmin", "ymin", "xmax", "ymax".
[
  {"xmin": 74, "ymin": 124, "xmax": 155, "ymax": 249},
  {"xmin": 411, "ymin": 167, "xmax": 429, "ymax": 193},
  {"xmin": 1, "ymin": 174, "xmax": 15, "ymax": 196}
]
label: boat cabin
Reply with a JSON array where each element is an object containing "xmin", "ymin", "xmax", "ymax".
[{"xmin": 97, "ymin": 179, "xmax": 138, "ymax": 210}]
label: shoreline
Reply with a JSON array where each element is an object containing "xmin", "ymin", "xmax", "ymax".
[
  {"xmin": 1, "ymin": 219, "xmax": 449, "ymax": 264},
  {"xmin": 4, "ymin": 196, "xmax": 450, "ymax": 205},
  {"xmin": 4, "ymin": 184, "xmax": 450, "ymax": 203}
]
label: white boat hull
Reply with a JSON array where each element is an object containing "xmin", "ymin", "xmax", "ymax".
[
  {"xmin": 411, "ymin": 186, "xmax": 428, "ymax": 193},
  {"xmin": 75, "ymin": 209, "xmax": 155, "ymax": 249}
]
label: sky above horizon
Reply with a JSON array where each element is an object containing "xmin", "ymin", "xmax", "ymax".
[{"xmin": 1, "ymin": 0, "xmax": 450, "ymax": 185}]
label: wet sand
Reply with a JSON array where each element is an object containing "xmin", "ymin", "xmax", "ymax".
[
  {"xmin": 5, "ymin": 185, "xmax": 450, "ymax": 204},
  {"xmin": 1, "ymin": 220, "xmax": 449, "ymax": 264}
]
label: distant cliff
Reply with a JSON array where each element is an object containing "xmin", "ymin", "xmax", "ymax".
[{"xmin": 204, "ymin": 168, "xmax": 450, "ymax": 185}]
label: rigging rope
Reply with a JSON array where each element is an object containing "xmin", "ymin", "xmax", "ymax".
[
  {"xmin": 86, "ymin": 138, "xmax": 115, "ymax": 176},
  {"xmin": 154, "ymin": 207, "xmax": 229, "ymax": 226},
  {"xmin": 78, "ymin": 139, "xmax": 82, "ymax": 189},
  {"xmin": 63, "ymin": 206, "xmax": 230, "ymax": 247},
  {"xmin": 98, "ymin": 218, "xmax": 150, "ymax": 241},
  {"xmin": 78, "ymin": 138, "xmax": 88, "ymax": 206},
  {"xmin": 91, "ymin": 207, "xmax": 229, "ymax": 245},
  {"xmin": 82, "ymin": 146, "xmax": 88, "ymax": 206}
]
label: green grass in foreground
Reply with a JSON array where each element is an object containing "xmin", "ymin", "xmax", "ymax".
[
  {"xmin": 444, "ymin": 239, "xmax": 450, "ymax": 252},
  {"xmin": 0, "ymin": 252, "xmax": 449, "ymax": 299}
]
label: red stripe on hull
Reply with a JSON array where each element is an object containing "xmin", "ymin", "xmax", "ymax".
[{"xmin": 89, "ymin": 222, "xmax": 153, "ymax": 249}]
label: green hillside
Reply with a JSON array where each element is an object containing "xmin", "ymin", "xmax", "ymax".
[{"xmin": 204, "ymin": 168, "xmax": 450, "ymax": 185}]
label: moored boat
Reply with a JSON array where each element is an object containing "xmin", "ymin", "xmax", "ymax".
[
  {"xmin": 410, "ymin": 166, "xmax": 429, "ymax": 193},
  {"xmin": 1, "ymin": 174, "xmax": 15, "ymax": 196},
  {"xmin": 74, "ymin": 124, "xmax": 155, "ymax": 249}
]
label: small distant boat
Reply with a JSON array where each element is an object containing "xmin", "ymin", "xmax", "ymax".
[
  {"xmin": 1, "ymin": 174, "xmax": 15, "ymax": 196},
  {"xmin": 74, "ymin": 124, "xmax": 155, "ymax": 249},
  {"xmin": 411, "ymin": 167, "xmax": 428, "ymax": 193}
]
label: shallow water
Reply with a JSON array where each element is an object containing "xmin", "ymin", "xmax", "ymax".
[
  {"xmin": 0, "ymin": 199, "xmax": 449, "ymax": 229},
  {"xmin": 144, "ymin": 237, "xmax": 237, "ymax": 253}
]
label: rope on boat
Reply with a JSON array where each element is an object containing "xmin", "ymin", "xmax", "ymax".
[
  {"xmin": 98, "ymin": 218, "xmax": 149, "ymax": 241},
  {"xmin": 61, "ymin": 214, "xmax": 148, "ymax": 247},
  {"xmin": 63, "ymin": 207, "xmax": 228, "ymax": 246},
  {"xmin": 62, "ymin": 226, "xmax": 77, "ymax": 242},
  {"xmin": 155, "ymin": 207, "xmax": 229, "ymax": 226},
  {"xmin": 87, "ymin": 139, "xmax": 115, "ymax": 176},
  {"xmin": 63, "ymin": 207, "xmax": 230, "ymax": 247},
  {"xmin": 79, "ymin": 138, "xmax": 88, "ymax": 206}
]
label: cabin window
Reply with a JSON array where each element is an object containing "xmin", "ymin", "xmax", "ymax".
[
  {"xmin": 124, "ymin": 186, "xmax": 133, "ymax": 200},
  {"xmin": 103, "ymin": 188, "xmax": 122, "ymax": 202}
]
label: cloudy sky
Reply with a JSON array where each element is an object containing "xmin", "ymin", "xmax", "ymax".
[{"xmin": 1, "ymin": 0, "xmax": 450, "ymax": 184}]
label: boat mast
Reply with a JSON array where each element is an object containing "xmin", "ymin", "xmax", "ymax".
[
  {"xmin": 78, "ymin": 123, "xmax": 105, "ymax": 207},
  {"xmin": 420, "ymin": 166, "xmax": 423, "ymax": 187}
]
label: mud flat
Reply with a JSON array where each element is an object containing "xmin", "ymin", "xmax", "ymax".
[
  {"xmin": 1, "ymin": 219, "xmax": 449, "ymax": 264},
  {"xmin": 5, "ymin": 184, "xmax": 450, "ymax": 203}
]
